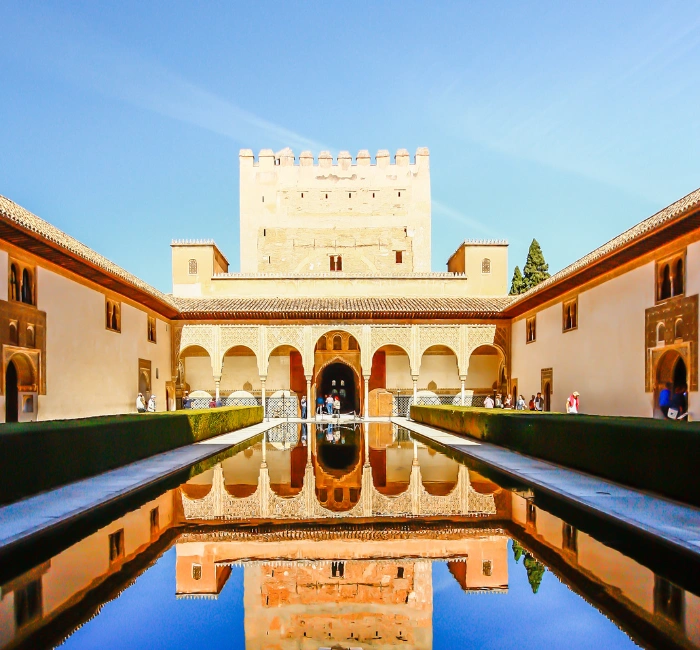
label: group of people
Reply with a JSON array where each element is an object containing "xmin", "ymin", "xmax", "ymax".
[
  {"xmin": 658, "ymin": 382, "xmax": 689, "ymax": 420},
  {"xmin": 135, "ymin": 393, "xmax": 156, "ymax": 413},
  {"xmin": 316, "ymin": 394, "xmax": 342, "ymax": 417},
  {"xmin": 482, "ymin": 390, "xmax": 580, "ymax": 413}
]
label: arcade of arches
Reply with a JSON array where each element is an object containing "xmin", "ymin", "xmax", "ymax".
[{"xmin": 174, "ymin": 323, "xmax": 510, "ymax": 416}]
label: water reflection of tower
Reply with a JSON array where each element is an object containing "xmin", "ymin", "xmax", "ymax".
[{"xmin": 315, "ymin": 422, "xmax": 363, "ymax": 511}]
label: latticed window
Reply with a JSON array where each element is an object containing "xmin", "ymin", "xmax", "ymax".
[
  {"xmin": 482, "ymin": 560, "xmax": 492, "ymax": 576},
  {"xmin": 188, "ymin": 259, "xmax": 198, "ymax": 275},
  {"xmin": 192, "ymin": 564, "xmax": 202, "ymax": 580},
  {"xmin": 482, "ymin": 258, "xmax": 491, "ymax": 274}
]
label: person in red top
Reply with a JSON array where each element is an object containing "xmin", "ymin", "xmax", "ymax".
[
  {"xmin": 528, "ymin": 395, "xmax": 536, "ymax": 411},
  {"xmin": 566, "ymin": 391, "xmax": 580, "ymax": 414}
]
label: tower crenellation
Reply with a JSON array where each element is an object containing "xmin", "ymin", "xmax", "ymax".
[{"xmin": 239, "ymin": 148, "xmax": 430, "ymax": 168}]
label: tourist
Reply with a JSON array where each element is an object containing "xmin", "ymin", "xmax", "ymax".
[
  {"xmin": 529, "ymin": 395, "xmax": 536, "ymax": 411},
  {"xmin": 483, "ymin": 394, "xmax": 494, "ymax": 408},
  {"xmin": 326, "ymin": 394, "xmax": 334, "ymax": 415},
  {"xmin": 147, "ymin": 395, "xmax": 156, "ymax": 412},
  {"xmin": 182, "ymin": 391, "xmax": 190, "ymax": 409},
  {"xmin": 534, "ymin": 392, "xmax": 543, "ymax": 411},
  {"xmin": 136, "ymin": 393, "xmax": 146, "ymax": 413},
  {"xmin": 301, "ymin": 396, "xmax": 307, "ymax": 419},
  {"xmin": 566, "ymin": 391, "xmax": 580, "ymax": 414},
  {"xmin": 669, "ymin": 386, "xmax": 686, "ymax": 420},
  {"xmin": 495, "ymin": 393, "xmax": 502, "ymax": 408},
  {"xmin": 516, "ymin": 394, "xmax": 526, "ymax": 410},
  {"xmin": 658, "ymin": 382, "xmax": 672, "ymax": 418},
  {"xmin": 215, "ymin": 396, "xmax": 222, "ymax": 407},
  {"xmin": 503, "ymin": 394, "xmax": 512, "ymax": 409},
  {"xmin": 316, "ymin": 394, "xmax": 324, "ymax": 415},
  {"xmin": 209, "ymin": 397, "xmax": 216, "ymax": 408},
  {"xmin": 333, "ymin": 396, "xmax": 341, "ymax": 417}
]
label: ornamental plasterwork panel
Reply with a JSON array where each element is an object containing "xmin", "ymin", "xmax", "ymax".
[
  {"xmin": 466, "ymin": 324, "xmax": 498, "ymax": 355},
  {"xmin": 179, "ymin": 325, "xmax": 216, "ymax": 360},
  {"xmin": 220, "ymin": 326, "xmax": 259, "ymax": 356},
  {"xmin": 418, "ymin": 325, "xmax": 460, "ymax": 358},
  {"xmin": 369, "ymin": 325, "xmax": 412, "ymax": 358}
]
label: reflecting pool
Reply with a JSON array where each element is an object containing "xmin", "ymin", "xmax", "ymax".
[{"xmin": 1, "ymin": 423, "xmax": 698, "ymax": 649}]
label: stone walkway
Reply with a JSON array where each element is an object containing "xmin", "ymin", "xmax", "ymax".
[
  {"xmin": 0, "ymin": 420, "xmax": 281, "ymax": 557},
  {"xmin": 394, "ymin": 417, "xmax": 700, "ymax": 559}
]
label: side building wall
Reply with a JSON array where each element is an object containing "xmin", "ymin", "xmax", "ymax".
[
  {"xmin": 0, "ymin": 245, "xmax": 172, "ymax": 422},
  {"xmin": 511, "ymin": 239, "xmax": 700, "ymax": 418}
]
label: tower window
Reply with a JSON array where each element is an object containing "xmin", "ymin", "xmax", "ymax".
[
  {"xmin": 192, "ymin": 564, "xmax": 202, "ymax": 580},
  {"xmin": 349, "ymin": 192, "xmax": 352, "ymax": 198},
  {"xmin": 397, "ymin": 567, "xmax": 405, "ymax": 579},
  {"xmin": 325, "ymin": 193, "xmax": 328, "ymax": 199},
  {"xmin": 330, "ymin": 255, "xmax": 342, "ymax": 271},
  {"xmin": 301, "ymin": 192, "xmax": 304, "ymax": 198},
  {"xmin": 482, "ymin": 258, "xmax": 491, "ymax": 274},
  {"xmin": 188, "ymin": 259, "xmax": 197, "ymax": 275},
  {"xmin": 482, "ymin": 560, "xmax": 492, "ymax": 576},
  {"xmin": 372, "ymin": 192, "xmax": 375, "ymax": 198},
  {"xmin": 14, "ymin": 579, "xmax": 42, "ymax": 629},
  {"xmin": 331, "ymin": 561, "xmax": 345, "ymax": 578},
  {"xmin": 395, "ymin": 250, "xmax": 403, "ymax": 264},
  {"xmin": 398, "ymin": 191, "xmax": 401, "ymax": 198}
]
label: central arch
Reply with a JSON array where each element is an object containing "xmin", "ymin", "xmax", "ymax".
[{"xmin": 316, "ymin": 359, "xmax": 360, "ymax": 414}]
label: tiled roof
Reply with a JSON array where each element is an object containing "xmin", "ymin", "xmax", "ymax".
[
  {"xmin": 506, "ymin": 186, "xmax": 700, "ymax": 311},
  {"xmin": 174, "ymin": 296, "xmax": 515, "ymax": 319},
  {"xmin": 0, "ymin": 195, "xmax": 179, "ymax": 313}
]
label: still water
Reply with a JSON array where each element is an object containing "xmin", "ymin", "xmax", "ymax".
[{"xmin": 1, "ymin": 422, "xmax": 698, "ymax": 649}]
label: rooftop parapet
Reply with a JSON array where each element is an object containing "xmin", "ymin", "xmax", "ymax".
[{"xmin": 239, "ymin": 148, "xmax": 430, "ymax": 168}]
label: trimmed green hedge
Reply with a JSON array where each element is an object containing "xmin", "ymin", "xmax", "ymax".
[
  {"xmin": 0, "ymin": 405, "xmax": 262, "ymax": 505},
  {"xmin": 410, "ymin": 405, "xmax": 700, "ymax": 507}
]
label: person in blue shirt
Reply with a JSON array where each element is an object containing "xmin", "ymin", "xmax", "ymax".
[{"xmin": 658, "ymin": 382, "xmax": 672, "ymax": 418}]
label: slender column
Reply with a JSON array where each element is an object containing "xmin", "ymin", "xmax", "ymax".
[
  {"xmin": 214, "ymin": 375, "xmax": 221, "ymax": 402},
  {"xmin": 363, "ymin": 375, "xmax": 370, "ymax": 419},
  {"xmin": 460, "ymin": 377, "xmax": 466, "ymax": 406},
  {"xmin": 306, "ymin": 376, "xmax": 312, "ymax": 420},
  {"xmin": 412, "ymin": 376, "xmax": 418, "ymax": 401},
  {"xmin": 260, "ymin": 376, "xmax": 267, "ymax": 418}
]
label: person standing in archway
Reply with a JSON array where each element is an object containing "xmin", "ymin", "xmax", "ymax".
[
  {"xmin": 658, "ymin": 382, "xmax": 672, "ymax": 418},
  {"xmin": 333, "ymin": 396, "xmax": 341, "ymax": 418}
]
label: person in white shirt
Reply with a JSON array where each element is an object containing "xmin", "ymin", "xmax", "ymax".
[
  {"xmin": 484, "ymin": 395, "xmax": 495, "ymax": 408},
  {"xmin": 566, "ymin": 391, "xmax": 580, "ymax": 414},
  {"xmin": 147, "ymin": 395, "xmax": 156, "ymax": 412},
  {"xmin": 136, "ymin": 393, "xmax": 146, "ymax": 413}
]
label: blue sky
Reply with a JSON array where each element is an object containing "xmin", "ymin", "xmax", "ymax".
[{"xmin": 2, "ymin": 1, "xmax": 700, "ymax": 292}]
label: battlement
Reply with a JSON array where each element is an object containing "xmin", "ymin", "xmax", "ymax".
[
  {"xmin": 239, "ymin": 147, "xmax": 429, "ymax": 169},
  {"xmin": 461, "ymin": 239, "xmax": 509, "ymax": 246},
  {"xmin": 171, "ymin": 239, "xmax": 217, "ymax": 246}
]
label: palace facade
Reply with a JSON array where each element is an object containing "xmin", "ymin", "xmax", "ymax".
[{"xmin": 0, "ymin": 147, "xmax": 698, "ymax": 421}]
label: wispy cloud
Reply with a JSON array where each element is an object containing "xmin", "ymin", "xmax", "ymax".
[
  {"xmin": 9, "ymin": 10, "xmax": 325, "ymax": 152},
  {"xmin": 432, "ymin": 199, "xmax": 500, "ymax": 238}
]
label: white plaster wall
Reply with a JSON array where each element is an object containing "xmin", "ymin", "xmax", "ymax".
[
  {"xmin": 221, "ymin": 354, "xmax": 259, "ymax": 390},
  {"xmin": 386, "ymin": 354, "xmax": 412, "ymax": 389},
  {"xmin": 464, "ymin": 355, "xmax": 501, "ymax": 390},
  {"xmin": 184, "ymin": 356, "xmax": 215, "ymax": 392},
  {"xmin": 417, "ymin": 354, "xmax": 460, "ymax": 389},
  {"xmin": 35, "ymin": 267, "xmax": 171, "ymax": 420},
  {"xmin": 266, "ymin": 356, "xmax": 290, "ymax": 390},
  {"xmin": 511, "ymin": 262, "xmax": 655, "ymax": 416}
]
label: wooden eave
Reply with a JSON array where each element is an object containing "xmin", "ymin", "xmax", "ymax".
[
  {"xmin": 0, "ymin": 220, "xmax": 180, "ymax": 319},
  {"xmin": 174, "ymin": 309, "xmax": 512, "ymax": 321},
  {"xmin": 503, "ymin": 206, "xmax": 700, "ymax": 318}
]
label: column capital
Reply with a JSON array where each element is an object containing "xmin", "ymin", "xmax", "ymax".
[{"xmin": 459, "ymin": 375, "xmax": 467, "ymax": 382}]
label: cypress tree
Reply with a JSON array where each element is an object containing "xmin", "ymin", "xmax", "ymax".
[
  {"xmin": 509, "ymin": 266, "xmax": 525, "ymax": 295},
  {"xmin": 522, "ymin": 239, "xmax": 550, "ymax": 291}
]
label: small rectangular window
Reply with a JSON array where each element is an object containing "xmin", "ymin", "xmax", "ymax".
[
  {"xmin": 150, "ymin": 507, "xmax": 159, "ymax": 538},
  {"xmin": 562, "ymin": 297, "xmax": 578, "ymax": 332},
  {"xmin": 14, "ymin": 579, "xmax": 42, "ymax": 628},
  {"xmin": 482, "ymin": 560, "xmax": 492, "ymax": 576},
  {"xmin": 395, "ymin": 250, "xmax": 403, "ymax": 264},
  {"xmin": 330, "ymin": 255, "xmax": 342, "ymax": 271},
  {"xmin": 147, "ymin": 316, "xmax": 157, "ymax": 343},
  {"xmin": 109, "ymin": 529, "xmax": 125, "ymax": 563},
  {"xmin": 398, "ymin": 191, "xmax": 401, "ymax": 198},
  {"xmin": 188, "ymin": 259, "xmax": 197, "ymax": 275},
  {"xmin": 526, "ymin": 316, "xmax": 536, "ymax": 343},
  {"xmin": 562, "ymin": 523, "xmax": 577, "ymax": 554},
  {"xmin": 106, "ymin": 298, "xmax": 121, "ymax": 333}
]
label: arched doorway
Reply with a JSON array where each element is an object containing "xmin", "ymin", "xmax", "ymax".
[
  {"xmin": 5, "ymin": 361, "xmax": 18, "ymax": 423},
  {"xmin": 316, "ymin": 361, "xmax": 359, "ymax": 414},
  {"xmin": 655, "ymin": 349, "xmax": 688, "ymax": 417}
]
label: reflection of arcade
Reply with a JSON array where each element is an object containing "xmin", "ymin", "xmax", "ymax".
[
  {"xmin": 179, "ymin": 423, "xmax": 508, "ymax": 519},
  {"xmin": 175, "ymin": 527, "xmax": 509, "ymax": 649}
]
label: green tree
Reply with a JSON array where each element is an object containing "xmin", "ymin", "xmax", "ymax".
[
  {"xmin": 511, "ymin": 539, "xmax": 525, "ymax": 563},
  {"xmin": 522, "ymin": 239, "xmax": 550, "ymax": 291},
  {"xmin": 509, "ymin": 266, "xmax": 525, "ymax": 295},
  {"xmin": 523, "ymin": 554, "xmax": 546, "ymax": 594}
]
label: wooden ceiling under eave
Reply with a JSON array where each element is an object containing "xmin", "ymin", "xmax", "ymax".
[{"xmin": 0, "ymin": 221, "xmax": 180, "ymax": 319}]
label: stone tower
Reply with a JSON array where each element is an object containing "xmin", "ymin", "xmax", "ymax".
[{"xmin": 239, "ymin": 148, "xmax": 431, "ymax": 274}]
